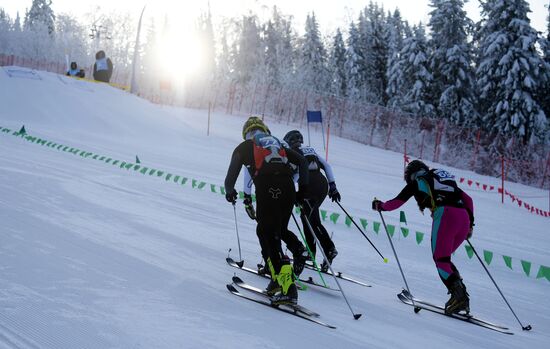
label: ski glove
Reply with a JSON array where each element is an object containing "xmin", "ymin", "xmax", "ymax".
[
  {"xmin": 371, "ymin": 199, "xmax": 383, "ymax": 211},
  {"xmin": 225, "ymin": 189, "xmax": 238, "ymax": 204},
  {"xmin": 328, "ymin": 182, "xmax": 341, "ymax": 202},
  {"xmin": 243, "ymin": 194, "xmax": 256, "ymax": 220}
]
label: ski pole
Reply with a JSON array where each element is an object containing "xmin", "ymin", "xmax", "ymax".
[
  {"xmin": 336, "ymin": 201, "xmax": 388, "ymax": 263},
  {"xmin": 232, "ymin": 202, "xmax": 244, "ymax": 268},
  {"xmin": 291, "ymin": 211, "xmax": 328, "ymax": 287},
  {"xmin": 301, "ymin": 205, "xmax": 362, "ymax": 320},
  {"xmin": 466, "ymin": 239, "xmax": 532, "ymax": 331},
  {"xmin": 378, "ymin": 210, "xmax": 420, "ymax": 313}
]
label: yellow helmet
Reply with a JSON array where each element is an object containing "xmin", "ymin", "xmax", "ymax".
[{"xmin": 242, "ymin": 116, "xmax": 270, "ymax": 139}]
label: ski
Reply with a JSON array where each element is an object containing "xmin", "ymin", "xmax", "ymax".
[
  {"xmin": 226, "ymin": 257, "xmax": 339, "ymax": 292},
  {"xmin": 226, "ymin": 284, "xmax": 336, "ymax": 329},
  {"xmin": 400, "ymin": 289, "xmax": 509, "ymax": 330},
  {"xmin": 304, "ymin": 263, "xmax": 372, "ymax": 287},
  {"xmin": 232, "ymin": 276, "xmax": 319, "ymax": 317},
  {"xmin": 397, "ymin": 290, "xmax": 513, "ymax": 335}
]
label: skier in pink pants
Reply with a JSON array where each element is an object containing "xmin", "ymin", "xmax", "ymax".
[{"xmin": 372, "ymin": 160, "xmax": 474, "ymax": 314}]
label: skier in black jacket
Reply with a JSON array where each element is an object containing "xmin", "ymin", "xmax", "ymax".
[
  {"xmin": 224, "ymin": 117, "xmax": 309, "ymax": 305},
  {"xmin": 283, "ymin": 130, "xmax": 341, "ymax": 272}
]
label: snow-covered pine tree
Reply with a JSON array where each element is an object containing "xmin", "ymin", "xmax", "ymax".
[
  {"xmin": 345, "ymin": 21, "xmax": 365, "ymax": 101},
  {"xmin": 386, "ymin": 9, "xmax": 405, "ymax": 109},
  {"xmin": 360, "ymin": 2, "xmax": 389, "ymax": 105},
  {"xmin": 540, "ymin": 3, "xmax": 550, "ymax": 127},
  {"xmin": 0, "ymin": 9, "xmax": 12, "ymax": 53},
  {"xmin": 197, "ymin": 7, "xmax": 216, "ymax": 82},
  {"xmin": 399, "ymin": 23, "xmax": 436, "ymax": 117},
  {"xmin": 233, "ymin": 14, "xmax": 263, "ymax": 84},
  {"xmin": 428, "ymin": 0, "xmax": 477, "ymax": 125},
  {"xmin": 24, "ymin": 0, "xmax": 55, "ymax": 35},
  {"xmin": 328, "ymin": 28, "xmax": 347, "ymax": 97},
  {"xmin": 297, "ymin": 12, "xmax": 329, "ymax": 92},
  {"xmin": 476, "ymin": 0, "xmax": 547, "ymax": 144}
]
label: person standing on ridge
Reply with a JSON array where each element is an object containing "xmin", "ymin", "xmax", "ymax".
[
  {"xmin": 283, "ymin": 130, "xmax": 341, "ymax": 272},
  {"xmin": 224, "ymin": 116, "xmax": 309, "ymax": 305},
  {"xmin": 93, "ymin": 50, "xmax": 113, "ymax": 83},
  {"xmin": 372, "ymin": 160, "xmax": 474, "ymax": 315}
]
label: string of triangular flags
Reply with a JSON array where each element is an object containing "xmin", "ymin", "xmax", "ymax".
[
  {"xmin": 458, "ymin": 177, "xmax": 549, "ymax": 218},
  {"xmin": 2, "ymin": 124, "xmax": 548, "ymax": 284}
]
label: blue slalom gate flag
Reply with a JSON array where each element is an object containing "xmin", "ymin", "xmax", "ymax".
[{"xmin": 307, "ymin": 110, "xmax": 323, "ymax": 123}]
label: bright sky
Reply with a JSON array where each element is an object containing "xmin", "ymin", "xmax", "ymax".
[{"xmin": 2, "ymin": 0, "xmax": 548, "ymax": 36}]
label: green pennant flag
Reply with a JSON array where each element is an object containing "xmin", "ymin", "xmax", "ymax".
[
  {"xmin": 360, "ymin": 218, "xmax": 368, "ymax": 230},
  {"xmin": 502, "ymin": 255, "xmax": 513, "ymax": 269},
  {"xmin": 400, "ymin": 211, "xmax": 407, "ymax": 225},
  {"xmin": 295, "ymin": 206, "xmax": 301, "ymax": 214},
  {"xmin": 133, "ymin": 165, "xmax": 141, "ymax": 171},
  {"xmin": 192, "ymin": 179, "xmax": 199, "ymax": 188},
  {"xmin": 387, "ymin": 224, "xmax": 395, "ymax": 237},
  {"xmin": 320, "ymin": 210, "xmax": 327, "ymax": 221},
  {"xmin": 483, "ymin": 250, "xmax": 493, "ymax": 265},
  {"xmin": 373, "ymin": 221, "xmax": 380, "ymax": 234},
  {"xmin": 415, "ymin": 231, "xmax": 424, "ymax": 244},
  {"xmin": 136, "ymin": 155, "xmax": 141, "ymax": 164},
  {"xmin": 140, "ymin": 167, "xmax": 149, "ymax": 174},
  {"xmin": 124, "ymin": 163, "xmax": 133, "ymax": 170},
  {"xmin": 156, "ymin": 171, "xmax": 164, "ymax": 177},
  {"xmin": 536, "ymin": 265, "xmax": 550, "ymax": 282},
  {"xmin": 18, "ymin": 125, "xmax": 26, "ymax": 134},
  {"xmin": 148, "ymin": 169, "xmax": 156, "ymax": 176},
  {"xmin": 210, "ymin": 184, "xmax": 217, "ymax": 193},
  {"xmin": 401, "ymin": 227, "xmax": 409, "ymax": 238},
  {"xmin": 521, "ymin": 260, "xmax": 531, "ymax": 277},
  {"xmin": 165, "ymin": 173, "xmax": 172, "ymax": 181},
  {"xmin": 465, "ymin": 245, "xmax": 474, "ymax": 259},
  {"xmin": 173, "ymin": 175, "xmax": 180, "ymax": 183},
  {"xmin": 345, "ymin": 215, "xmax": 353, "ymax": 227},
  {"xmin": 238, "ymin": 191, "xmax": 244, "ymax": 199},
  {"xmin": 92, "ymin": 154, "xmax": 99, "ymax": 160},
  {"xmin": 181, "ymin": 177, "xmax": 188, "ymax": 185},
  {"xmin": 220, "ymin": 186, "xmax": 226, "ymax": 195},
  {"xmin": 329, "ymin": 213, "xmax": 340, "ymax": 224}
]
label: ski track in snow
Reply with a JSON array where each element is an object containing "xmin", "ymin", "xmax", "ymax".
[{"xmin": 0, "ymin": 68, "xmax": 548, "ymax": 348}]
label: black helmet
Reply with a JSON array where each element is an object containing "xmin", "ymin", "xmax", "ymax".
[
  {"xmin": 283, "ymin": 130, "xmax": 303, "ymax": 149},
  {"xmin": 95, "ymin": 50, "xmax": 106, "ymax": 59},
  {"xmin": 404, "ymin": 160, "xmax": 429, "ymax": 184},
  {"xmin": 242, "ymin": 116, "xmax": 270, "ymax": 139},
  {"xmin": 70, "ymin": 62, "xmax": 77, "ymax": 69}
]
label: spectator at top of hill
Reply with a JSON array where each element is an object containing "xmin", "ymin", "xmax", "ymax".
[
  {"xmin": 66, "ymin": 62, "xmax": 85, "ymax": 78},
  {"xmin": 93, "ymin": 50, "xmax": 113, "ymax": 83}
]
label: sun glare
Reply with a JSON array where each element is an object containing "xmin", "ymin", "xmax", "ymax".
[
  {"xmin": 157, "ymin": 27, "xmax": 205, "ymax": 84},
  {"xmin": 151, "ymin": 2, "xmax": 207, "ymax": 85}
]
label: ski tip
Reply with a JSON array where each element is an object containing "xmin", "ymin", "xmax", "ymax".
[
  {"xmin": 227, "ymin": 284, "xmax": 238, "ymax": 292},
  {"xmin": 236, "ymin": 260, "xmax": 245, "ymax": 268},
  {"xmin": 353, "ymin": 313, "xmax": 362, "ymax": 320},
  {"xmin": 232, "ymin": 275, "xmax": 244, "ymax": 284},
  {"xmin": 414, "ymin": 307, "xmax": 421, "ymax": 314},
  {"xmin": 523, "ymin": 325, "xmax": 532, "ymax": 331}
]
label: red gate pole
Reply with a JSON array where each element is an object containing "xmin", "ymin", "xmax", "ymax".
[{"xmin": 501, "ymin": 155, "xmax": 505, "ymax": 204}]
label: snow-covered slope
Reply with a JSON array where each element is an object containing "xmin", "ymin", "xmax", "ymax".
[{"xmin": 0, "ymin": 67, "xmax": 548, "ymax": 348}]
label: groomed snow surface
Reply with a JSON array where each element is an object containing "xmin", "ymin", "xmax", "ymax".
[{"xmin": 0, "ymin": 67, "xmax": 548, "ymax": 348}]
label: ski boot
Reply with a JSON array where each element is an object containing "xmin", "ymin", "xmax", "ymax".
[
  {"xmin": 445, "ymin": 278, "xmax": 470, "ymax": 315},
  {"xmin": 320, "ymin": 247, "xmax": 338, "ymax": 273},
  {"xmin": 292, "ymin": 247, "xmax": 309, "ymax": 277},
  {"xmin": 264, "ymin": 258, "xmax": 280, "ymax": 296},
  {"xmin": 271, "ymin": 263, "xmax": 298, "ymax": 305}
]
